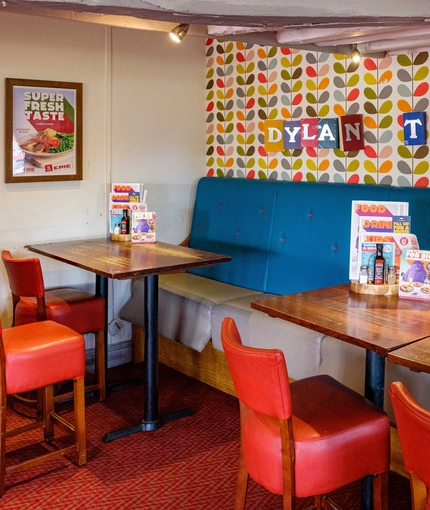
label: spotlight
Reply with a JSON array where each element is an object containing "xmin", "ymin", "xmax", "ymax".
[
  {"xmin": 351, "ymin": 45, "xmax": 362, "ymax": 63},
  {"xmin": 170, "ymin": 24, "xmax": 190, "ymax": 43}
]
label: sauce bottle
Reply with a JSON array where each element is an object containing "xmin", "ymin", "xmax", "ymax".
[
  {"xmin": 373, "ymin": 243, "xmax": 385, "ymax": 285},
  {"xmin": 121, "ymin": 210, "xmax": 128, "ymax": 234}
]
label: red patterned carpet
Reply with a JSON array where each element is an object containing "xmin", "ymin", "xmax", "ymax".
[{"xmin": 0, "ymin": 363, "xmax": 411, "ymax": 509}]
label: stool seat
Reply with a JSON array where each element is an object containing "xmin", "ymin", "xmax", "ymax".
[
  {"xmin": 16, "ymin": 289, "xmax": 105, "ymax": 334},
  {"xmin": 0, "ymin": 319, "xmax": 86, "ymax": 496},
  {"xmin": 2, "ymin": 250, "xmax": 106, "ymax": 402},
  {"xmin": 3, "ymin": 321, "xmax": 85, "ymax": 396}
]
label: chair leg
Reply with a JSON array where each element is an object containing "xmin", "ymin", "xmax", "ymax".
[
  {"xmin": 409, "ymin": 472, "xmax": 427, "ymax": 510},
  {"xmin": 235, "ymin": 401, "xmax": 249, "ymax": 510},
  {"xmin": 95, "ymin": 331, "xmax": 106, "ymax": 401},
  {"xmin": 0, "ymin": 383, "xmax": 7, "ymax": 497},
  {"xmin": 373, "ymin": 471, "xmax": 389, "ymax": 510},
  {"xmin": 234, "ymin": 451, "xmax": 249, "ymax": 510},
  {"xmin": 73, "ymin": 377, "xmax": 86, "ymax": 466},
  {"xmin": 43, "ymin": 385, "xmax": 54, "ymax": 442}
]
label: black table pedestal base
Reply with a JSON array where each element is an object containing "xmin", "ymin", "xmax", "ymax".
[{"xmin": 102, "ymin": 407, "xmax": 195, "ymax": 442}]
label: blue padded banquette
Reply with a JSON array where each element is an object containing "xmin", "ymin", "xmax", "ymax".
[{"xmin": 189, "ymin": 177, "xmax": 430, "ymax": 295}]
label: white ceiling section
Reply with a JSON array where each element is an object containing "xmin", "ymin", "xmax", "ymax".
[{"xmin": 3, "ymin": 0, "xmax": 430, "ymax": 57}]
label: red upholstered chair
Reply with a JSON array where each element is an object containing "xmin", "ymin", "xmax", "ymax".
[
  {"xmin": 0, "ymin": 319, "xmax": 86, "ymax": 495},
  {"xmin": 221, "ymin": 317, "xmax": 390, "ymax": 510},
  {"xmin": 389, "ymin": 382, "xmax": 430, "ymax": 510},
  {"xmin": 1, "ymin": 250, "xmax": 106, "ymax": 402}
]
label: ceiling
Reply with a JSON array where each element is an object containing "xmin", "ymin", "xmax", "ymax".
[{"xmin": 3, "ymin": 0, "xmax": 430, "ymax": 58}]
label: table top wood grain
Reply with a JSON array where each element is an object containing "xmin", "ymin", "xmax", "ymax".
[
  {"xmin": 388, "ymin": 337, "xmax": 430, "ymax": 373},
  {"xmin": 251, "ymin": 284, "xmax": 430, "ymax": 356},
  {"xmin": 27, "ymin": 237, "xmax": 231, "ymax": 280}
]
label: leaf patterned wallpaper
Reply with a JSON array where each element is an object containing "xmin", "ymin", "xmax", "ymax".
[{"xmin": 205, "ymin": 39, "xmax": 430, "ymax": 187}]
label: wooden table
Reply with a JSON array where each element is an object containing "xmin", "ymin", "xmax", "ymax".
[
  {"xmin": 251, "ymin": 283, "xmax": 430, "ymax": 510},
  {"xmin": 388, "ymin": 337, "xmax": 430, "ymax": 374},
  {"xmin": 251, "ymin": 283, "xmax": 430, "ymax": 408},
  {"xmin": 28, "ymin": 237, "xmax": 230, "ymax": 441}
]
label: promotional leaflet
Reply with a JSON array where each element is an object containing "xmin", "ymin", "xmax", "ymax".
[
  {"xmin": 399, "ymin": 250, "xmax": 430, "ymax": 301},
  {"xmin": 350, "ymin": 200, "xmax": 409, "ymax": 280}
]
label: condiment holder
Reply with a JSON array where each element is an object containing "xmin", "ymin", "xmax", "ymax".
[
  {"xmin": 350, "ymin": 281, "xmax": 398, "ymax": 295},
  {"xmin": 110, "ymin": 233, "xmax": 131, "ymax": 242}
]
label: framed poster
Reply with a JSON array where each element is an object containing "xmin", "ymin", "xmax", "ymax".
[{"xmin": 5, "ymin": 78, "xmax": 83, "ymax": 183}]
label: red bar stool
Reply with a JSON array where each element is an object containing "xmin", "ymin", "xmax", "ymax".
[
  {"xmin": 389, "ymin": 382, "xmax": 430, "ymax": 510},
  {"xmin": 2, "ymin": 250, "xmax": 106, "ymax": 403},
  {"xmin": 0, "ymin": 319, "xmax": 86, "ymax": 495},
  {"xmin": 221, "ymin": 317, "xmax": 390, "ymax": 510}
]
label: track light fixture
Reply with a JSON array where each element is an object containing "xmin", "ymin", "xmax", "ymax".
[
  {"xmin": 351, "ymin": 44, "xmax": 362, "ymax": 63},
  {"xmin": 170, "ymin": 24, "xmax": 190, "ymax": 43}
]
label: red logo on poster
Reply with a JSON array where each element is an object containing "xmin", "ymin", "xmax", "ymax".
[{"xmin": 45, "ymin": 164, "xmax": 53, "ymax": 172}]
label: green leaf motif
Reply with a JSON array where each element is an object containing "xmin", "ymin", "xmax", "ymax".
[
  {"xmin": 246, "ymin": 158, "xmax": 255, "ymax": 168},
  {"xmin": 364, "ymin": 160, "xmax": 377, "ymax": 173},
  {"xmin": 379, "ymin": 101, "xmax": 393, "ymax": 115},
  {"xmin": 397, "ymin": 54, "xmax": 413, "ymax": 67},
  {"xmin": 281, "ymin": 57, "xmax": 291, "ymax": 68},
  {"xmin": 333, "ymin": 148, "xmax": 346, "ymax": 157},
  {"xmin": 258, "ymin": 170, "xmax": 267, "ymax": 180},
  {"xmin": 226, "ymin": 123, "xmax": 234, "ymax": 133},
  {"xmin": 347, "ymin": 160, "xmax": 360, "ymax": 173},
  {"xmin": 333, "ymin": 62, "xmax": 346, "ymax": 74},
  {"xmin": 258, "ymin": 158, "xmax": 267, "ymax": 169},
  {"xmin": 225, "ymin": 111, "xmax": 234, "ymax": 122},
  {"xmin": 306, "ymin": 172, "xmax": 317, "ymax": 182},
  {"xmin": 268, "ymin": 109, "xmax": 279, "ymax": 119},
  {"xmin": 246, "ymin": 86, "xmax": 256, "ymax": 97},
  {"xmin": 225, "ymin": 54, "xmax": 234, "ymax": 65},
  {"xmin": 364, "ymin": 73, "xmax": 377, "ymax": 86},
  {"xmin": 268, "ymin": 46, "xmax": 277, "ymax": 58},
  {"xmin": 206, "ymin": 157, "xmax": 214, "ymax": 166},
  {"xmin": 258, "ymin": 97, "xmax": 268, "ymax": 108},
  {"xmin": 281, "ymin": 69, "xmax": 291, "ymax": 80},
  {"xmin": 236, "ymin": 76, "xmax": 246, "ymax": 86},
  {"xmin": 292, "ymin": 54, "xmax": 303, "ymax": 67},
  {"xmin": 398, "ymin": 145, "xmax": 412, "ymax": 159},
  {"xmin": 306, "ymin": 92, "xmax": 317, "ymax": 104},
  {"xmin": 246, "ymin": 63, "xmax": 255, "ymax": 73},
  {"xmin": 216, "ymin": 169, "xmax": 225, "ymax": 177},
  {"xmin": 306, "ymin": 80, "xmax": 317, "ymax": 91},
  {"xmin": 292, "ymin": 159, "xmax": 303, "ymax": 170},
  {"xmin": 363, "ymin": 175, "xmax": 377, "ymax": 185},
  {"xmin": 306, "ymin": 160, "xmax": 317, "ymax": 171},
  {"xmin": 413, "ymin": 161, "xmax": 429, "ymax": 175},
  {"xmin": 206, "ymin": 69, "xmax": 214, "ymax": 79},
  {"xmin": 237, "ymin": 135, "xmax": 246, "ymax": 145},
  {"xmin": 413, "ymin": 66, "xmax": 429, "ymax": 81},
  {"xmin": 206, "ymin": 135, "xmax": 214, "ymax": 145},
  {"xmin": 347, "ymin": 74, "xmax": 360, "ymax": 87},
  {"xmin": 318, "ymin": 104, "xmax": 330, "ymax": 117},
  {"xmin": 292, "ymin": 80, "xmax": 303, "ymax": 92},
  {"xmin": 364, "ymin": 87, "xmax": 377, "ymax": 100},
  {"xmin": 206, "ymin": 91, "xmax": 214, "ymax": 101},
  {"xmin": 237, "ymin": 64, "xmax": 246, "ymax": 74}
]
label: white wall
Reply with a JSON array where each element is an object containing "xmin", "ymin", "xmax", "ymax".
[{"xmin": 0, "ymin": 12, "xmax": 205, "ymax": 360}]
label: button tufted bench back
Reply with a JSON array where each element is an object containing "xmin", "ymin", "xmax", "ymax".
[{"xmin": 189, "ymin": 177, "xmax": 430, "ymax": 295}]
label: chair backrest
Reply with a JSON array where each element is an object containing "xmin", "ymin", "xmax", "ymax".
[
  {"xmin": 1, "ymin": 250, "xmax": 45, "ymax": 299},
  {"xmin": 1, "ymin": 250, "xmax": 46, "ymax": 323},
  {"xmin": 389, "ymin": 381, "xmax": 430, "ymax": 490},
  {"xmin": 221, "ymin": 317, "xmax": 292, "ymax": 420}
]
